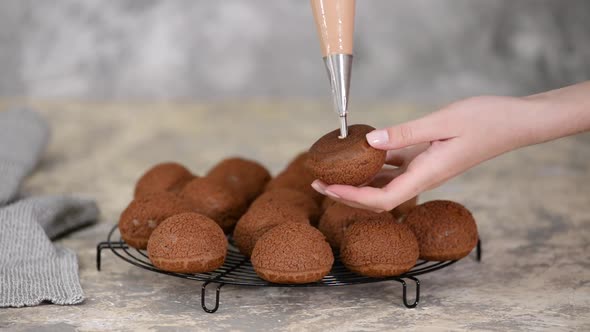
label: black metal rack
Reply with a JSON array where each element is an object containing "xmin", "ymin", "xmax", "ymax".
[{"xmin": 97, "ymin": 224, "xmax": 481, "ymax": 313}]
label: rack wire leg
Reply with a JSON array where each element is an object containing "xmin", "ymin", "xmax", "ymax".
[
  {"xmin": 96, "ymin": 241, "xmax": 128, "ymax": 271},
  {"xmin": 394, "ymin": 276, "xmax": 420, "ymax": 308},
  {"xmin": 201, "ymin": 282, "xmax": 225, "ymax": 313},
  {"xmin": 96, "ymin": 242, "xmax": 109, "ymax": 271},
  {"xmin": 476, "ymin": 238, "xmax": 482, "ymax": 262}
]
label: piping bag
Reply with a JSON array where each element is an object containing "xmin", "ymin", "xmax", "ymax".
[{"xmin": 311, "ymin": 0, "xmax": 356, "ymax": 138}]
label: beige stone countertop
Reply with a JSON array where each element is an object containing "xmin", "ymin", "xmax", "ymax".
[{"xmin": 0, "ymin": 101, "xmax": 589, "ymax": 331}]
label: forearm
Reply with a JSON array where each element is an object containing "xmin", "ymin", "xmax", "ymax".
[{"xmin": 524, "ymin": 81, "xmax": 590, "ymax": 144}]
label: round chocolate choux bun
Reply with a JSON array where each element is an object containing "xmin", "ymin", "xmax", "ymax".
[
  {"xmin": 307, "ymin": 124, "xmax": 386, "ymax": 186},
  {"xmin": 134, "ymin": 162, "xmax": 195, "ymax": 198},
  {"xmin": 340, "ymin": 219, "xmax": 419, "ymax": 277},
  {"xmin": 251, "ymin": 222, "xmax": 334, "ymax": 284},
  {"xmin": 404, "ymin": 200, "xmax": 478, "ymax": 261},
  {"xmin": 180, "ymin": 177, "xmax": 248, "ymax": 233},
  {"xmin": 233, "ymin": 200, "xmax": 309, "ymax": 257},
  {"xmin": 147, "ymin": 213, "xmax": 227, "ymax": 273},
  {"xmin": 265, "ymin": 169, "xmax": 324, "ymax": 204},
  {"xmin": 284, "ymin": 152, "xmax": 310, "ymax": 173},
  {"xmin": 265, "ymin": 151, "xmax": 323, "ymax": 204},
  {"xmin": 319, "ymin": 202, "xmax": 395, "ymax": 249},
  {"xmin": 118, "ymin": 191, "xmax": 194, "ymax": 249},
  {"xmin": 206, "ymin": 157, "xmax": 271, "ymax": 203},
  {"xmin": 251, "ymin": 188, "xmax": 320, "ymax": 226}
]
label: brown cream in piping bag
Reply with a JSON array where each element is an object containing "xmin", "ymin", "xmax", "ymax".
[{"xmin": 311, "ymin": 0, "xmax": 355, "ymax": 56}]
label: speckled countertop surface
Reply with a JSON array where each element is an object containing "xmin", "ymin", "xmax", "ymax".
[{"xmin": 0, "ymin": 101, "xmax": 589, "ymax": 331}]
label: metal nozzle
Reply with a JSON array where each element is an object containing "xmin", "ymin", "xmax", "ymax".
[
  {"xmin": 324, "ymin": 54, "xmax": 353, "ymax": 139},
  {"xmin": 339, "ymin": 115, "xmax": 348, "ymax": 139}
]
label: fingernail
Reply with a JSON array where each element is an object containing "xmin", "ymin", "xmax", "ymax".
[
  {"xmin": 311, "ymin": 181, "xmax": 326, "ymax": 195},
  {"xmin": 366, "ymin": 130, "xmax": 389, "ymax": 146},
  {"xmin": 325, "ymin": 190, "xmax": 341, "ymax": 199}
]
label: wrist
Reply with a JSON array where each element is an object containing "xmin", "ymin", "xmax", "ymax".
[
  {"xmin": 524, "ymin": 91, "xmax": 590, "ymax": 145},
  {"xmin": 514, "ymin": 97, "xmax": 556, "ymax": 147},
  {"xmin": 523, "ymin": 81, "xmax": 590, "ymax": 144},
  {"xmin": 489, "ymin": 97, "xmax": 546, "ymax": 151}
]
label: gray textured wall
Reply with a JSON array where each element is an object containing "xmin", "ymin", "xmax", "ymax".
[{"xmin": 1, "ymin": 0, "xmax": 589, "ymax": 103}]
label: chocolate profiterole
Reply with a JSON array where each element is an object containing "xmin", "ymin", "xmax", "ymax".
[
  {"xmin": 307, "ymin": 124, "xmax": 386, "ymax": 186},
  {"xmin": 251, "ymin": 188, "xmax": 321, "ymax": 225},
  {"xmin": 118, "ymin": 191, "xmax": 193, "ymax": 249},
  {"xmin": 134, "ymin": 162, "xmax": 195, "ymax": 198},
  {"xmin": 404, "ymin": 200, "xmax": 478, "ymax": 261},
  {"xmin": 251, "ymin": 222, "xmax": 334, "ymax": 284},
  {"xmin": 319, "ymin": 202, "xmax": 395, "ymax": 249},
  {"xmin": 265, "ymin": 152, "xmax": 324, "ymax": 204},
  {"xmin": 284, "ymin": 152, "xmax": 310, "ymax": 173},
  {"xmin": 206, "ymin": 157, "xmax": 271, "ymax": 203},
  {"xmin": 341, "ymin": 219, "xmax": 419, "ymax": 277},
  {"xmin": 233, "ymin": 200, "xmax": 310, "ymax": 256},
  {"xmin": 180, "ymin": 177, "xmax": 248, "ymax": 233},
  {"xmin": 147, "ymin": 213, "xmax": 227, "ymax": 273}
]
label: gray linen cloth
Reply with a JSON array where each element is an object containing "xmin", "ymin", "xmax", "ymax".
[{"xmin": 0, "ymin": 109, "xmax": 98, "ymax": 307}]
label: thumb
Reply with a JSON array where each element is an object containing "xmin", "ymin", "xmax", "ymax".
[{"xmin": 366, "ymin": 112, "xmax": 452, "ymax": 150}]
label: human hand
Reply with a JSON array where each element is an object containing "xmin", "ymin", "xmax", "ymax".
[{"xmin": 311, "ymin": 95, "xmax": 542, "ymax": 212}]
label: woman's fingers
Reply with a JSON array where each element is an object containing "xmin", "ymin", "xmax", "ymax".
[
  {"xmin": 311, "ymin": 180, "xmax": 382, "ymax": 212},
  {"xmin": 368, "ymin": 167, "xmax": 405, "ymax": 187},
  {"xmin": 317, "ymin": 170, "xmax": 423, "ymax": 212},
  {"xmin": 366, "ymin": 112, "xmax": 454, "ymax": 150},
  {"xmin": 312, "ymin": 181, "xmax": 389, "ymax": 212},
  {"xmin": 313, "ymin": 166, "xmax": 407, "ymax": 211},
  {"xmin": 313, "ymin": 156, "xmax": 432, "ymax": 211},
  {"xmin": 384, "ymin": 142, "xmax": 431, "ymax": 167}
]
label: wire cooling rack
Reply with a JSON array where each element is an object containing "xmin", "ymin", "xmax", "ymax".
[{"xmin": 97, "ymin": 224, "xmax": 481, "ymax": 313}]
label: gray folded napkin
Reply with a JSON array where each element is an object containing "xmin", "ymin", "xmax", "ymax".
[{"xmin": 0, "ymin": 109, "xmax": 99, "ymax": 307}]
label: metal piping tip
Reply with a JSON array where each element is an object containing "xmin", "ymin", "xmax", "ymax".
[
  {"xmin": 338, "ymin": 115, "xmax": 348, "ymax": 139},
  {"xmin": 324, "ymin": 54, "xmax": 353, "ymax": 137}
]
